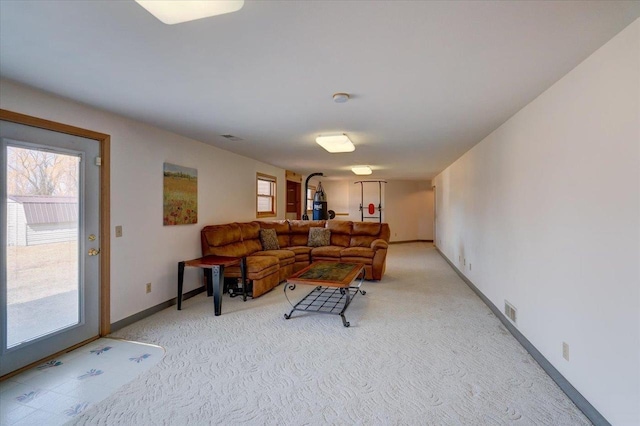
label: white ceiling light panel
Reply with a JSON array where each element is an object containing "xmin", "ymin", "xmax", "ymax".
[
  {"xmin": 315, "ymin": 134, "xmax": 355, "ymax": 153},
  {"xmin": 135, "ymin": 0, "xmax": 244, "ymax": 25},
  {"xmin": 351, "ymin": 166, "xmax": 372, "ymax": 175}
]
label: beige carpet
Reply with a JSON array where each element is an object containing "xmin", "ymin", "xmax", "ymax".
[{"xmin": 73, "ymin": 243, "xmax": 590, "ymax": 425}]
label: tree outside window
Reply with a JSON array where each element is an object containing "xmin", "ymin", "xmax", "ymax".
[{"xmin": 7, "ymin": 146, "xmax": 78, "ymax": 196}]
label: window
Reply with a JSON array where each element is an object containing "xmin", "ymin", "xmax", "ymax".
[
  {"xmin": 306, "ymin": 185, "xmax": 316, "ymax": 214},
  {"xmin": 256, "ymin": 173, "xmax": 277, "ymax": 217}
]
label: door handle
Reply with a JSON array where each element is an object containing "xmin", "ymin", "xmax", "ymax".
[{"xmin": 88, "ymin": 248, "xmax": 101, "ymax": 256}]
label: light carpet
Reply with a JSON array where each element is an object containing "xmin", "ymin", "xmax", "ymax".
[{"xmin": 73, "ymin": 243, "xmax": 590, "ymax": 425}]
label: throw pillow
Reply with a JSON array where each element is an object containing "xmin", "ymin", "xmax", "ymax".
[
  {"xmin": 259, "ymin": 228, "xmax": 280, "ymax": 250},
  {"xmin": 308, "ymin": 227, "xmax": 331, "ymax": 247}
]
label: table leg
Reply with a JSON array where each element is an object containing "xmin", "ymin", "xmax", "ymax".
[
  {"xmin": 358, "ymin": 268, "xmax": 367, "ymax": 295},
  {"xmin": 205, "ymin": 268, "xmax": 213, "ymax": 297},
  {"xmin": 177, "ymin": 261, "xmax": 185, "ymax": 310},
  {"xmin": 203, "ymin": 267, "xmax": 213, "ymax": 300},
  {"xmin": 212, "ymin": 265, "xmax": 224, "ymax": 316},
  {"xmin": 240, "ymin": 257, "xmax": 247, "ymax": 302},
  {"xmin": 283, "ymin": 283, "xmax": 296, "ymax": 320},
  {"xmin": 340, "ymin": 288, "xmax": 351, "ymax": 327}
]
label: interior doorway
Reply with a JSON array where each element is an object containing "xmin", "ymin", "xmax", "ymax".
[
  {"xmin": 285, "ymin": 170, "xmax": 302, "ymax": 220},
  {"xmin": 286, "ymin": 181, "xmax": 301, "ymax": 220}
]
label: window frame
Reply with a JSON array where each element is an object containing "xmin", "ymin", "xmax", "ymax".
[
  {"xmin": 256, "ymin": 172, "xmax": 277, "ymax": 218},
  {"xmin": 306, "ymin": 185, "xmax": 316, "ymax": 214}
]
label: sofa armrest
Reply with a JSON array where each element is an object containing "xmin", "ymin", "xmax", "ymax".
[{"xmin": 371, "ymin": 239, "xmax": 389, "ymax": 250}]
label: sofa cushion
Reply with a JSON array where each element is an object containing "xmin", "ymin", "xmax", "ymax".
[
  {"xmin": 259, "ymin": 220, "xmax": 290, "ymax": 247},
  {"xmin": 225, "ymin": 255, "xmax": 279, "ymax": 280},
  {"xmin": 237, "ymin": 222, "xmax": 262, "ymax": 254},
  {"xmin": 352, "ymin": 221, "xmax": 382, "ymax": 236},
  {"xmin": 253, "ymin": 249, "xmax": 295, "ymax": 266},
  {"xmin": 206, "ymin": 241, "xmax": 248, "ymax": 258},
  {"xmin": 288, "ymin": 246, "xmax": 313, "ymax": 264},
  {"xmin": 287, "ymin": 246, "xmax": 313, "ymax": 256},
  {"xmin": 327, "ymin": 220, "xmax": 352, "ymax": 247},
  {"xmin": 350, "ymin": 222, "xmax": 386, "ymax": 247},
  {"xmin": 239, "ymin": 222, "xmax": 261, "ymax": 239},
  {"xmin": 311, "ymin": 245, "xmax": 343, "ymax": 258},
  {"xmin": 340, "ymin": 247, "xmax": 375, "ymax": 259},
  {"xmin": 308, "ymin": 227, "xmax": 331, "ymax": 247},
  {"xmin": 341, "ymin": 256, "xmax": 373, "ymax": 265},
  {"xmin": 289, "ymin": 220, "xmax": 326, "ymax": 246},
  {"xmin": 203, "ymin": 223, "xmax": 241, "ymax": 247},
  {"xmin": 245, "ymin": 255, "xmax": 279, "ymax": 274},
  {"xmin": 259, "ymin": 228, "xmax": 280, "ymax": 250}
]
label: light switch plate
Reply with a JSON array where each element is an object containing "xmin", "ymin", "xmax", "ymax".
[{"xmin": 563, "ymin": 342, "xmax": 570, "ymax": 361}]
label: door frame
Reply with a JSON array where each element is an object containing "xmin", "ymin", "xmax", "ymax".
[
  {"xmin": 433, "ymin": 185, "xmax": 437, "ymax": 248},
  {"xmin": 286, "ymin": 180, "xmax": 301, "ymax": 220},
  {"xmin": 0, "ymin": 109, "xmax": 111, "ymax": 338}
]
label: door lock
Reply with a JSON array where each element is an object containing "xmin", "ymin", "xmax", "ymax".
[
  {"xmin": 88, "ymin": 234, "xmax": 96, "ymax": 241},
  {"xmin": 88, "ymin": 248, "xmax": 101, "ymax": 256}
]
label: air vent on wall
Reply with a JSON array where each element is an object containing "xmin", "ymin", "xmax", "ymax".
[
  {"xmin": 504, "ymin": 300, "xmax": 517, "ymax": 324},
  {"xmin": 221, "ymin": 134, "xmax": 243, "ymax": 142}
]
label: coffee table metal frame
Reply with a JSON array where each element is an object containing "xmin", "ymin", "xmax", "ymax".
[{"xmin": 283, "ymin": 262, "xmax": 366, "ymax": 327}]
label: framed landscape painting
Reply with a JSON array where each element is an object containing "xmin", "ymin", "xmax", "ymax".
[{"xmin": 163, "ymin": 163, "xmax": 197, "ymax": 225}]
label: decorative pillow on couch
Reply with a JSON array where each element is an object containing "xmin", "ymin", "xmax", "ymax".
[
  {"xmin": 308, "ymin": 227, "xmax": 331, "ymax": 247},
  {"xmin": 259, "ymin": 228, "xmax": 280, "ymax": 250}
]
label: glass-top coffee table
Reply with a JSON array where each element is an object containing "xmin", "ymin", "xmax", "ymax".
[{"xmin": 283, "ymin": 262, "xmax": 366, "ymax": 327}]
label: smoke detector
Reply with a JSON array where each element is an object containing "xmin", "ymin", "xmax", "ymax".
[{"xmin": 333, "ymin": 93, "xmax": 350, "ymax": 103}]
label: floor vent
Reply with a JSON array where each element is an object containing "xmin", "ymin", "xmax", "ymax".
[
  {"xmin": 220, "ymin": 134, "xmax": 243, "ymax": 142},
  {"xmin": 504, "ymin": 300, "xmax": 517, "ymax": 324}
]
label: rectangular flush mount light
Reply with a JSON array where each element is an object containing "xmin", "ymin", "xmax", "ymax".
[
  {"xmin": 351, "ymin": 166, "xmax": 372, "ymax": 175},
  {"xmin": 315, "ymin": 134, "xmax": 355, "ymax": 153},
  {"xmin": 136, "ymin": 0, "xmax": 244, "ymax": 25}
]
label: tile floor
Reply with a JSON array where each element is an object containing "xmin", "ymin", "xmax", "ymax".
[{"xmin": 0, "ymin": 338, "xmax": 164, "ymax": 425}]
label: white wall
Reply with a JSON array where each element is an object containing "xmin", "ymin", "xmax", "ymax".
[
  {"xmin": 1, "ymin": 79, "xmax": 286, "ymax": 323},
  {"xmin": 319, "ymin": 179, "xmax": 360, "ymax": 221},
  {"xmin": 318, "ymin": 178, "xmax": 433, "ymax": 242},
  {"xmin": 433, "ymin": 19, "xmax": 639, "ymax": 425},
  {"xmin": 385, "ymin": 180, "xmax": 433, "ymax": 242}
]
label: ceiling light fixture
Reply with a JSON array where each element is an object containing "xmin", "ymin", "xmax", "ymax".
[
  {"xmin": 316, "ymin": 134, "xmax": 355, "ymax": 153},
  {"xmin": 351, "ymin": 166, "xmax": 372, "ymax": 175},
  {"xmin": 135, "ymin": 0, "xmax": 244, "ymax": 25},
  {"xmin": 333, "ymin": 93, "xmax": 350, "ymax": 103}
]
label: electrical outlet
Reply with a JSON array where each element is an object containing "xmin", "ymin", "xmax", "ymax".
[
  {"xmin": 145, "ymin": 282, "xmax": 152, "ymax": 294},
  {"xmin": 563, "ymin": 342, "xmax": 570, "ymax": 361},
  {"xmin": 504, "ymin": 300, "xmax": 517, "ymax": 323},
  {"xmin": 115, "ymin": 225, "xmax": 123, "ymax": 238}
]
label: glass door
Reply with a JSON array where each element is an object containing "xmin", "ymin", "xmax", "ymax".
[{"xmin": 0, "ymin": 120, "xmax": 100, "ymax": 376}]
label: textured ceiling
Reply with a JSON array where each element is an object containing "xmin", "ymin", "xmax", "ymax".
[{"xmin": 1, "ymin": 1, "xmax": 639, "ymax": 180}]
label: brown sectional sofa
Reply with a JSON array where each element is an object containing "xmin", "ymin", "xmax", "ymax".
[{"xmin": 200, "ymin": 220, "xmax": 390, "ymax": 298}]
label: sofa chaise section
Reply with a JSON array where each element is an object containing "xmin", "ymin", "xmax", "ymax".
[{"xmin": 201, "ymin": 223, "xmax": 283, "ymax": 298}]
